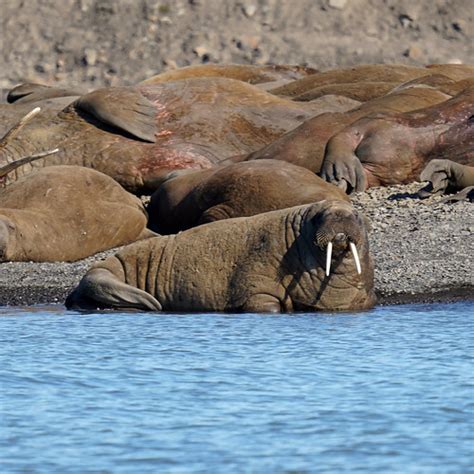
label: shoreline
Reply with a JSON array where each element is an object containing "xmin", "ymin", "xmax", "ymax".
[{"xmin": 1, "ymin": 183, "xmax": 473, "ymax": 310}]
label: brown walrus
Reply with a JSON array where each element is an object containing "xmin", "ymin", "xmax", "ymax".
[
  {"xmin": 0, "ymin": 77, "xmax": 349, "ymax": 194},
  {"xmin": 269, "ymin": 64, "xmax": 474, "ymax": 98},
  {"xmin": 147, "ymin": 159, "xmax": 349, "ymax": 234},
  {"xmin": 66, "ymin": 200, "xmax": 375, "ymax": 313},
  {"xmin": 242, "ymin": 86, "xmax": 452, "ymax": 173},
  {"xmin": 0, "ymin": 166, "xmax": 154, "ymax": 262},
  {"xmin": 418, "ymin": 159, "xmax": 474, "ymax": 202},
  {"xmin": 140, "ymin": 63, "xmax": 318, "ymax": 86},
  {"xmin": 320, "ymin": 86, "xmax": 474, "ymax": 192}
]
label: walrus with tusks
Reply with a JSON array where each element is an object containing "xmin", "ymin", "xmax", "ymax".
[{"xmin": 66, "ymin": 200, "xmax": 375, "ymax": 313}]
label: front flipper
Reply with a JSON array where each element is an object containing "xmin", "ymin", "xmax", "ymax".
[
  {"xmin": 241, "ymin": 294, "xmax": 282, "ymax": 313},
  {"xmin": 66, "ymin": 268, "xmax": 162, "ymax": 312},
  {"xmin": 321, "ymin": 138, "xmax": 367, "ymax": 194},
  {"xmin": 74, "ymin": 87, "xmax": 157, "ymax": 143},
  {"xmin": 418, "ymin": 159, "xmax": 474, "ymax": 198}
]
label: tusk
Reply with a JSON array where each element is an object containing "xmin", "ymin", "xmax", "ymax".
[
  {"xmin": 0, "ymin": 148, "xmax": 59, "ymax": 178},
  {"xmin": 0, "ymin": 107, "xmax": 41, "ymax": 149},
  {"xmin": 325, "ymin": 241, "xmax": 333, "ymax": 276},
  {"xmin": 350, "ymin": 242, "xmax": 362, "ymax": 275}
]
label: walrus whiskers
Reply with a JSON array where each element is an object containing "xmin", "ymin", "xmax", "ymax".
[{"xmin": 350, "ymin": 242, "xmax": 362, "ymax": 274}]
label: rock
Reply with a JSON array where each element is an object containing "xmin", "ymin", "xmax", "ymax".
[
  {"xmin": 404, "ymin": 45, "xmax": 423, "ymax": 60},
  {"xmin": 328, "ymin": 0, "xmax": 347, "ymax": 10},
  {"xmin": 242, "ymin": 4, "xmax": 257, "ymax": 17},
  {"xmin": 83, "ymin": 48, "xmax": 97, "ymax": 66}
]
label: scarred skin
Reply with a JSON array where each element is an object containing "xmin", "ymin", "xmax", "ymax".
[
  {"xmin": 66, "ymin": 200, "xmax": 375, "ymax": 313},
  {"xmin": 147, "ymin": 159, "xmax": 349, "ymax": 234},
  {"xmin": 321, "ymin": 86, "xmax": 474, "ymax": 192},
  {"xmin": 243, "ymin": 86, "xmax": 452, "ymax": 172},
  {"xmin": 0, "ymin": 166, "xmax": 154, "ymax": 262},
  {"xmin": 0, "ymin": 77, "xmax": 344, "ymax": 194}
]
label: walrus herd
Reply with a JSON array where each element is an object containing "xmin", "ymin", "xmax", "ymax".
[{"xmin": 0, "ymin": 63, "xmax": 472, "ymax": 313}]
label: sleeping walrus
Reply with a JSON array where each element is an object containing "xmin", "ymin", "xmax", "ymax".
[
  {"xmin": 0, "ymin": 76, "xmax": 346, "ymax": 194},
  {"xmin": 321, "ymin": 86, "xmax": 474, "ymax": 192},
  {"xmin": 0, "ymin": 166, "xmax": 154, "ymax": 262},
  {"xmin": 66, "ymin": 200, "xmax": 375, "ymax": 313},
  {"xmin": 147, "ymin": 159, "xmax": 349, "ymax": 234}
]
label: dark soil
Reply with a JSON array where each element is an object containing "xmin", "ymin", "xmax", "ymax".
[{"xmin": 1, "ymin": 0, "xmax": 473, "ymax": 92}]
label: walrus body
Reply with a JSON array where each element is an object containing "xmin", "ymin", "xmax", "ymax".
[
  {"xmin": 321, "ymin": 86, "xmax": 474, "ymax": 192},
  {"xmin": 269, "ymin": 64, "xmax": 474, "ymax": 97},
  {"xmin": 148, "ymin": 159, "xmax": 349, "ymax": 234},
  {"xmin": 66, "ymin": 200, "xmax": 375, "ymax": 313},
  {"xmin": 0, "ymin": 77, "xmax": 343, "ymax": 194},
  {"xmin": 244, "ymin": 86, "xmax": 452, "ymax": 172},
  {"xmin": 140, "ymin": 63, "xmax": 318, "ymax": 86},
  {"xmin": 0, "ymin": 166, "xmax": 153, "ymax": 262}
]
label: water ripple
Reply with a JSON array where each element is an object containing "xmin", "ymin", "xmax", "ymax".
[{"xmin": 0, "ymin": 302, "xmax": 472, "ymax": 473}]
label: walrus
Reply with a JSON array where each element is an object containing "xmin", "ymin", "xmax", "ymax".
[
  {"xmin": 147, "ymin": 159, "xmax": 349, "ymax": 234},
  {"xmin": 320, "ymin": 86, "xmax": 474, "ymax": 192},
  {"xmin": 242, "ymin": 86, "xmax": 452, "ymax": 173},
  {"xmin": 0, "ymin": 76, "xmax": 349, "ymax": 194},
  {"xmin": 418, "ymin": 159, "xmax": 474, "ymax": 202},
  {"xmin": 0, "ymin": 165, "xmax": 154, "ymax": 262},
  {"xmin": 140, "ymin": 63, "xmax": 318, "ymax": 86},
  {"xmin": 66, "ymin": 200, "xmax": 375, "ymax": 313},
  {"xmin": 269, "ymin": 64, "xmax": 474, "ymax": 98},
  {"xmin": 293, "ymin": 81, "xmax": 400, "ymax": 103}
]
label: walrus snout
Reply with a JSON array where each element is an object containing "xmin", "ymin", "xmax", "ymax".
[{"xmin": 311, "ymin": 203, "xmax": 365, "ymax": 277}]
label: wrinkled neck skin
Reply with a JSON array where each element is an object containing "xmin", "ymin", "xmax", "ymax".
[{"xmin": 280, "ymin": 206, "xmax": 374, "ymax": 311}]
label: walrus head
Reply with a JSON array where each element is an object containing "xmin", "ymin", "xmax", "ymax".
[{"xmin": 306, "ymin": 201, "xmax": 368, "ymax": 277}]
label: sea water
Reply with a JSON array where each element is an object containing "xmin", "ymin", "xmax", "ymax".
[{"xmin": 0, "ymin": 302, "xmax": 472, "ymax": 474}]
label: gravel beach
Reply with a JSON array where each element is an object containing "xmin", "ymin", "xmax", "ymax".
[{"xmin": 0, "ymin": 182, "xmax": 472, "ymax": 308}]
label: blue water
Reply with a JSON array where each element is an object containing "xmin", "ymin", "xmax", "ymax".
[{"xmin": 0, "ymin": 303, "xmax": 472, "ymax": 474}]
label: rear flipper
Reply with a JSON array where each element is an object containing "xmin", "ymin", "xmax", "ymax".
[
  {"xmin": 74, "ymin": 87, "xmax": 157, "ymax": 143},
  {"xmin": 418, "ymin": 159, "xmax": 474, "ymax": 199},
  {"xmin": 65, "ymin": 268, "xmax": 162, "ymax": 312},
  {"xmin": 7, "ymin": 83, "xmax": 83, "ymax": 104}
]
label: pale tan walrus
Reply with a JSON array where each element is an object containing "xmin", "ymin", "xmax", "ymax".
[{"xmin": 0, "ymin": 165, "xmax": 154, "ymax": 262}]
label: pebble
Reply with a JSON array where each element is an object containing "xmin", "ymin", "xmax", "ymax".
[{"xmin": 328, "ymin": 0, "xmax": 347, "ymax": 10}]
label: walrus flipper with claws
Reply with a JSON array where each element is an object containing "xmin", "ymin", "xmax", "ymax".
[
  {"xmin": 418, "ymin": 159, "xmax": 474, "ymax": 202},
  {"xmin": 320, "ymin": 86, "xmax": 474, "ymax": 193},
  {"xmin": 66, "ymin": 201, "xmax": 375, "ymax": 313}
]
